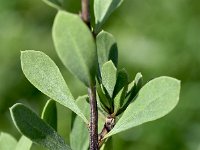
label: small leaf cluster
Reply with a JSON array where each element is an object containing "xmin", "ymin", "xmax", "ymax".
[
  {"xmin": 97, "ymin": 49, "xmax": 143, "ymax": 116},
  {"xmin": 7, "ymin": 0, "xmax": 181, "ymax": 150}
]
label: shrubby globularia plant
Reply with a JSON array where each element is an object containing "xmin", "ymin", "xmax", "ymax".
[{"xmin": 5, "ymin": 0, "xmax": 181, "ymax": 150}]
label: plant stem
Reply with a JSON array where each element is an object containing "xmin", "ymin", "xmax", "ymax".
[
  {"xmin": 81, "ymin": 0, "xmax": 91, "ymax": 28},
  {"xmin": 81, "ymin": 0, "xmax": 98, "ymax": 149},
  {"xmin": 88, "ymin": 86, "xmax": 98, "ymax": 150}
]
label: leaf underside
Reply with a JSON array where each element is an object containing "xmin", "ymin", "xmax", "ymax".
[
  {"xmin": 101, "ymin": 61, "xmax": 117, "ymax": 98},
  {"xmin": 105, "ymin": 76, "xmax": 180, "ymax": 138},
  {"xmin": 53, "ymin": 11, "xmax": 97, "ymax": 87},
  {"xmin": 21, "ymin": 50, "xmax": 88, "ymax": 123}
]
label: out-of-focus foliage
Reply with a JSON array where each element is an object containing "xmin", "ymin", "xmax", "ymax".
[
  {"xmin": 11, "ymin": 104, "xmax": 71, "ymax": 150},
  {"xmin": 0, "ymin": 0, "xmax": 200, "ymax": 150}
]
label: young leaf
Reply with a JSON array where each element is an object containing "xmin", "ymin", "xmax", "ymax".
[
  {"xmin": 125, "ymin": 72, "xmax": 143, "ymax": 103},
  {"xmin": 97, "ymin": 84, "xmax": 111, "ymax": 113},
  {"xmin": 113, "ymin": 86, "xmax": 127, "ymax": 115},
  {"xmin": 105, "ymin": 76, "xmax": 181, "ymax": 138},
  {"xmin": 127, "ymin": 72, "xmax": 143, "ymax": 96},
  {"xmin": 94, "ymin": 0, "xmax": 123, "ymax": 33},
  {"xmin": 15, "ymin": 136, "xmax": 32, "ymax": 150},
  {"xmin": 10, "ymin": 104, "xmax": 71, "ymax": 150},
  {"xmin": 70, "ymin": 96, "xmax": 89, "ymax": 150},
  {"xmin": 21, "ymin": 50, "xmax": 88, "ymax": 123},
  {"xmin": 41, "ymin": 100, "xmax": 57, "ymax": 130},
  {"xmin": 0, "ymin": 132, "xmax": 17, "ymax": 150},
  {"xmin": 127, "ymin": 80, "xmax": 135, "ymax": 94},
  {"xmin": 112, "ymin": 69, "xmax": 129, "ymax": 98},
  {"xmin": 53, "ymin": 11, "xmax": 97, "ymax": 87},
  {"xmin": 42, "ymin": 0, "xmax": 64, "ymax": 10},
  {"xmin": 134, "ymin": 72, "xmax": 143, "ymax": 92},
  {"xmin": 96, "ymin": 31, "xmax": 118, "ymax": 73},
  {"xmin": 118, "ymin": 72, "xmax": 143, "ymax": 114},
  {"xmin": 101, "ymin": 61, "xmax": 117, "ymax": 98}
]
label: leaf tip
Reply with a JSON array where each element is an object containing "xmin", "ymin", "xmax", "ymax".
[
  {"xmin": 9, "ymin": 103, "xmax": 24, "ymax": 134},
  {"xmin": 136, "ymin": 72, "xmax": 142, "ymax": 78},
  {"xmin": 9, "ymin": 103, "xmax": 21, "ymax": 113},
  {"xmin": 103, "ymin": 60, "xmax": 116, "ymax": 69}
]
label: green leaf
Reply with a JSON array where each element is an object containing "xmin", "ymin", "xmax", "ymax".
[
  {"xmin": 15, "ymin": 136, "xmax": 32, "ymax": 150},
  {"xmin": 100, "ymin": 137, "xmax": 113, "ymax": 150},
  {"xmin": 134, "ymin": 72, "xmax": 143, "ymax": 92},
  {"xmin": 70, "ymin": 95, "xmax": 106, "ymax": 150},
  {"xmin": 102, "ymin": 61, "xmax": 117, "ymax": 98},
  {"xmin": 113, "ymin": 86, "xmax": 127, "ymax": 115},
  {"xmin": 96, "ymin": 31, "xmax": 118, "ymax": 73},
  {"xmin": 10, "ymin": 104, "xmax": 71, "ymax": 150},
  {"xmin": 105, "ymin": 76, "xmax": 181, "ymax": 138},
  {"xmin": 97, "ymin": 83, "xmax": 111, "ymax": 113},
  {"xmin": 21, "ymin": 50, "xmax": 88, "ymax": 123},
  {"xmin": 94, "ymin": 0, "xmax": 123, "ymax": 33},
  {"xmin": 41, "ymin": 100, "xmax": 57, "ymax": 130},
  {"xmin": 0, "ymin": 132, "xmax": 17, "ymax": 150},
  {"xmin": 42, "ymin": 0, "xmax": 64, "ymax": 10},
  {"xmin": 119, "ymin": 72, "xmax": 143, "ymax": 113},
  {"xmin": 127, "ymin": 80, "xmax": 135, "ymax": 94},
  {"xmin": 127, "ymin": 72, "xmax": 143, "ymax": 96},
  {"xmin": 98, "ymin": 111, "xmax": 107, "ymax": 132},
  {"xmin": 53, "ymin": 11, "xmax": 97, "ymax": 87},
  {"xmin": 112, "ymin": 69, "xmax": 129, "ymax": 98},
  {"xmin": 70, "ymin": 96, "xmax": 89, "ymax": 150},
  {"xmin": 119, "ymin": 72, "xmax": 143, "ymax": 112}
]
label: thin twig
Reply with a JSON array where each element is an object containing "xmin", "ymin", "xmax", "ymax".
[
  {"xmin": 88, "ymin": 86, "xmax": 98, "ymax": 150},
  {"xmin": 81, "ymin": 0, "xmax": 91, "ymax": 28},
  {"xmin": 81, "ymin": 0, "xmax": 98, "ymax": 149}
]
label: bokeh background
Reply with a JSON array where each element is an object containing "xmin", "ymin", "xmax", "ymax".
[{"xmin": 0, "ymin": 0, "xmax": 200, "ymax": 150}]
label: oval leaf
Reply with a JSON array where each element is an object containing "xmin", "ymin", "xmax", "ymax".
[
  {"xmin": 94, "ymin": 0, "xmax": 123, "ymax": 33},
  {"xmin": 10, "ymin": 104, "xmax": 71, "ymax": 150},
  {"xmin": 41, "ymin": 100, "xmax": 57, "ymax": 130},
  {"xmin": 0, "ymin": 132, "xmax": 17, "ymax": 150},
  {"xmin": 15, "ymin": 136, "xmax": 32, "ymax": 150},
  {"xmin": 96, "ymin": 31, "xmax": 118, "ymax": 73},
  {"xmin": 53, "ymin": 11, "xmax": 97, "ymax": 87},
  {"xmin": 101, "ymin": 61, "xmax": 117, "ymax": 98},
  {"xmin": 70, "ymin": 96, "xmax": 89, "ymax": 150},
  {"xmin": 21, "ymin": 50, "xmax": 88, "ymax": 123},
  {"xmin": 105, "ymin": 76, "xmax": 181, "ymax": 138}
]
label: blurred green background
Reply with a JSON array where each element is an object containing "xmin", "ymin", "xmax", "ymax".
[{"xmin": 0, "ymin": 0, "xmax": 200, "ymax": 150}]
